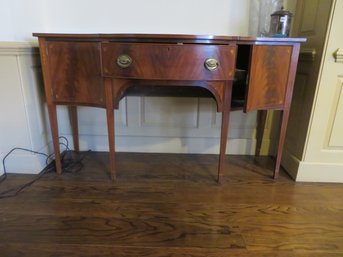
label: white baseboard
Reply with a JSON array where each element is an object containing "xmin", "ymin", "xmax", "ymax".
[
  {"xmin": 282, "ymin": 148, "xmax": 343, "ymax": 182},
  {"xmin": 74, "ymin": 135, "xmax": 259, "ymax": 155},
  {"xmin": 0, "ymin": 135, "xmax": 268, "ymax": 175},
  {"xmin": 296, "ymin": 162, "xmax": 343, "ymax": 183}
]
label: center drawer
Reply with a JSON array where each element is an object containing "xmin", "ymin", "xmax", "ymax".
[{"xmin": 101, "ymin": 43, "xmax": 236, "ymax": 81}]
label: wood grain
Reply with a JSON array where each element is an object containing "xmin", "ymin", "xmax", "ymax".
[
  {"xmin": 47, "ymin": 41, "xmax": 104, "ymax": 106},
  {"xmin": 246, "ymin": 45, "xmax": 292, "ymax": 112},
  {"xmin": 101, "ymin": 43, "xmax": 236, "ymax": 81},
  {"xmin": 0, "ymin": 152, "xmax": 342, "ymax": 256}
]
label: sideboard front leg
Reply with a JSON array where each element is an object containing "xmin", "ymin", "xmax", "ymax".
[
  {"xmin": 68, "ymin": 106, "xmax": 79, "ymax": 152},
  {"xmin": 47, "ymin": 103, "xmax": 62, "ymax": 174},
  {"xmin": 218, "ymin": 81, "xmax": 233, "ymax": 183},
  {"xmin": 274, "ymin": 109, "xmax": 290, "ymax": 179},
  {"xmin": 105, "ymin": 79, "xmax": 116, "ymax": 181}
]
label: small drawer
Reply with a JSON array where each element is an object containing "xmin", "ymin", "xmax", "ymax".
[{"xmin": 101, "ymin": 43, "xmax": 236, "ymax": 81}]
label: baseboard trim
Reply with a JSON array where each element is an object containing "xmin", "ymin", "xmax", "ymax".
[
  {"xmin": 296, "ymin": 162, "xmax": 343, "ymax": 183},
  {"xmin": 0, "ymin": 135, "xmax": 270, "ymax": 175},
  {"xmin": 281, "ymin": 148, "xmax": 343, "ymax": 182},
  {"xmin": 73, "ymin": 135, "xmax": 259, "ymax": 155}
]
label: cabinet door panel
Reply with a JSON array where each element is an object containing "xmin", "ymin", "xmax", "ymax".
[
  {"xmin": 246, "ymin": 45, "xmax": 292, "ymax": 112},
  {"xmin": 47, "ymin": 41, "xmax": 104, "ymax": 106}
]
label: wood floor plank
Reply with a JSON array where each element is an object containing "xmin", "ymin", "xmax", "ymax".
[
  {"xmin": 0, "ymin": 243, "xmax": 342, "ymax": 257},
  {"xmin": 0, "ymin": 213, "xmax": 245, "ymax": 249},
  {"xmin": 0, "ymin": 152, "xmax": 342, "ymax": 256}
]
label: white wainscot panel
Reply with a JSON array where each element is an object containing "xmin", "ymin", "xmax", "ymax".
[
  {"xmin": 0, "ymin": 43, "xmax": 49, "ymax": 174},
  {"xmin": 56, "ymin": 94, "xmax": 260, "ymax": 155},
  {"xmin": 57, "ymin": 99, "xmax": 127, "ymax": 137},
  {"xmin": 140, "ymin": 97, "xmax": 199, "ymax": 128},
  {"xmin": 0, "ymin": 55, "xmax": 31, "ymax": 151}
]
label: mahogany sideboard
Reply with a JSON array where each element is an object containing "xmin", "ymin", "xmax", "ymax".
[{"xmin": 33, "ymin": 33, "xmax": 305, "ymax": 183}]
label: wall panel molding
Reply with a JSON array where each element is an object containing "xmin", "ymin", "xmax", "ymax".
[{"xmin": 0, "ymin": 42, "xmax": 48, "ymax": 174}]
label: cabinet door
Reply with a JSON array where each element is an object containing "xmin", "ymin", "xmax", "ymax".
[
  {"xmin": 47, "ymin": 41, "xmax": 104, "ymax": 106},
  {"xmin": 245, "ymin": 45, "xmax": 292, "ymax": 112}
]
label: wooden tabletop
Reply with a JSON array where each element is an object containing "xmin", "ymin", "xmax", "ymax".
[{"xmin": 32, "ymin": 33, "xmax": 306, "ymax": 44}]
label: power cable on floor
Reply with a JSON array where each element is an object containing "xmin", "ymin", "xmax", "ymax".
[{"xmin": 0, "ymin": 137, "xmax": 88, "ymax": 199}]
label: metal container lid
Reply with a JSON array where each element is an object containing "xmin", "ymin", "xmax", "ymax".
[{"xmin": 271, "ymin": 7, "xmax": 293, "ymax": 17}]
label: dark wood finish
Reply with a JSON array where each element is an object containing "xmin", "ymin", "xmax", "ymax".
[
  {"xmin": 33, "ymin": 32, "xmax": 306, "ymax": 44},
  {"xmin": 245, "ymin": 45, "xmax": 292, "ymax": 112},
  {"xmin": 33, "ymin": 33, "xmax": 305, "ymax": 181},
  {"xmin": 218, "ymin": 82, "xmax": 232, "ymax": 183},
  {"xmin": 102, "ymin": 43, "xmax": 236, "ymax": 80},
  {"xmin": 105, "ymin": 78, "xmax": 116, "ymax": 180},
  {"xmin": 1, "ymin": 152, "xmax": 343, "ymax": 257},
  {"xmin": 46, "ymin": 41, "xmax": 105, "ymax": 106},
  {"xmin": 68, "ymin": 106, "xmax": 79, "ymax": 152},
  {"xmin": 37, "ymin": 38, "xmax": 62, "ymax": 175}
]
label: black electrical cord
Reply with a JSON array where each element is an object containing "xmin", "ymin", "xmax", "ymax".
[
  {"xmin": 0, "ymin": 148, "xmax": 49, "ymax": 186},
  {"xmin": 0, "ymin": 137, "xmax": 88, "ymax": 199}
]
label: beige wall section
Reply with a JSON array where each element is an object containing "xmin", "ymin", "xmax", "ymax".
[{"xmin": 283, "ymin": 0, "xmax": 343, "ymax": 182}]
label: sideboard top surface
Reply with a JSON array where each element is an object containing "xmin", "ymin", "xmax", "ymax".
[{"xmin": 32, "ymin": 33, "xmax": 306, "ymax": 44}]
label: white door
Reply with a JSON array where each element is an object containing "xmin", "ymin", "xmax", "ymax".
[{"xmin": 285, "ymin": 0, "xmax": 343, "ymax": 182}]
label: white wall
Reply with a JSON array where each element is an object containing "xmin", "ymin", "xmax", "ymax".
[
  {"xmin": 0, "ymin": 0, "xmax": 13, "ymax": 40},
  {"xmin": 1, "ymin": 0, "xmax": 249, "ymax": 41}
]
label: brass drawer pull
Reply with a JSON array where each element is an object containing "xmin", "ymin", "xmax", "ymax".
[
  {"xmin": 204, "ymin": 58, "xmax": 219, "ymax": 71},
  {"xmin": 117, "ymin": 54, "xmax": 132, "ymax": 68}
]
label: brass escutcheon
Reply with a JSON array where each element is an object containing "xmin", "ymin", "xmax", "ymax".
[
  {"xmin": 204, "ymin": 58, "xmax": 219, "ymax": 71},
  {"xmin": 117, "ymin": 54, "xmax": 132, "ymax": 68}
]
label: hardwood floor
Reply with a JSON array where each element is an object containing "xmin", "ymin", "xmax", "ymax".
[{"xmin": 0, "ymin": 152, "xmax": 342, "ymax": 257}]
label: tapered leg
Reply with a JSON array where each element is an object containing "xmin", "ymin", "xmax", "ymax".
[
  {"xmin": 47, "ymin": 103, "xmax": 62, "ymax": 174},
  {"xmin": 105, "ymin": 79, "xmax": 116, "ymax": 181},
  {"xmin": 255, "ymin": 110, "xmax": 268, "ymax": 156},
  {"xmin": 274, "ymin": 109, "xmax": 290, "ymax": 179},
  {"xmin": 218, "ymin": 82, "xmax": 233, "ymax": 184},
  {"xmin": 68, "ymin": 106, "xmax": 79, "ymax": 152}
]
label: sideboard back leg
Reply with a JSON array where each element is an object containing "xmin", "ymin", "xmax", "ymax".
[
  {"xmin": 274, "ymin": 109, "xmax": 290, "ymax": 179},
  {"xmin": 68, "ymin": 106, "xmax": 80, "ymax": 152},
  {"xmin": 255, "ymin": 110, "xmax": 268, "ymax": 156}
]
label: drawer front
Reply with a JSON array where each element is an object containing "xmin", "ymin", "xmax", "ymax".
[{"xmin": 101, "ymin": 43, "xmax": 236, "ymax": 81}]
